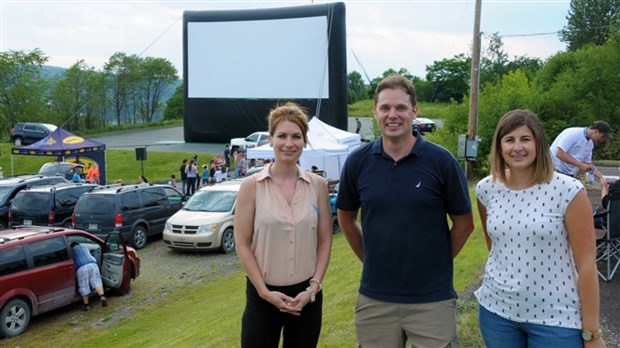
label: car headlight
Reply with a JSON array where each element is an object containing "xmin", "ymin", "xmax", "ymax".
[
  {"xmin": 200, "ymin": 224, "xmax": 219, "ymax": 233},
  {"xmin": 164, "ymin": 221, "xmax": 172, "ymax": 233}
]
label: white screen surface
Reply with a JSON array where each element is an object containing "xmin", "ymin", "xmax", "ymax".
[{"xmin": 188, "ymin": 16, "xmax": 330, "ymax": 99}]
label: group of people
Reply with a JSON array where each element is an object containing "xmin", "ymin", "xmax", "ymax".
[{"xmin": 233, "ymin": 74, "xmax": 609, "ymax": 348}]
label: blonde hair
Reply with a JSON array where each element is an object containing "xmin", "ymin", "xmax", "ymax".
[
  {"xmin": 490, "ymin": 109, "xmax": 554, "ymax": 184},
  {"xmin": 267, "ymin": 102, "xmax": 309, "ymax": 144}
]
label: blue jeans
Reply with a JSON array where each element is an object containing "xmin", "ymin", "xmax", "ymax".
[{"xmin": 479, "ymin": 305, "xmax": 583, "ymax": 348}]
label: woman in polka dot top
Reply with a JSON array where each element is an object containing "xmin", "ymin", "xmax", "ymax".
[{"xmin": 475, "ymin": 110, "xmax": 606, "ymax": 348}]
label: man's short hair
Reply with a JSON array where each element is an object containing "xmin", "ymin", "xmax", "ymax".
[
  {"xmin": 591, "ymin": 120, "xmax": 613, "ymax": 139},
  {"xmin": 374, "ymin": 74, "xmax": 417, "ymax": 107}
]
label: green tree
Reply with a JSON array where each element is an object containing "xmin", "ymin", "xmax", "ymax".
[
  {"xmin": 347, "ymin": 71, "xmax": 367, "ymax": 104},
  {"xmin": 480, "ymin": 33, "xmax": 543, "ymax": 87},
  {"xmin": 480, "ymin": 33, "xmax": 509, "ymax": 85},
  {"xmin": 138, "ymin": 57, "xmax": 178, "ymax": 123},
  {"xmin": 164, "ymin": 84, "xmax": 184, "ymax": 121},
  {"xmin": 0, "ymin": 49, "xmax": 49, "ymax": 130},
  {"xmin": 425, "ymin": 54, "xmax": 471, "ymax": 103},
  {"xmin": 533, "ymin": 39, "xmax": 620, "ymax": 145},
  {"xmin": 559, "ymin": 0, "xmax": 620, "ymax": 51},
  {"xmin": 104, "ymin": 52, "xmax": 139, "ymax": 126},
  {"xmin": 50, "ymin": 60, "xmax": 106, "ymax": 131},
  {"xmin": 367, "ymin": 68, "xmax": 416, "ymax": 99}
]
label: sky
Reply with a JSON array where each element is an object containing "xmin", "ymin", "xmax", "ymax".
[{"xmin": 0, "ymin": 0, "xmax": 572, "ymax": 81}]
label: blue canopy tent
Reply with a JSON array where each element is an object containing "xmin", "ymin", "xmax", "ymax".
[{"xmin": 11, "ymin": 128, "xmax": 107, "ymax": 184}]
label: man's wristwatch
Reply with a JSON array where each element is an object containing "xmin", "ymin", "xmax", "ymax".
[{"xmin": 582, "ymin": 329, "xmax": 602, "ymax": 341}]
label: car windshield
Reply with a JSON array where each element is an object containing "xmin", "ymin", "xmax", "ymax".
[
  {"xmin": 183, "ymin": 190, "xmax": 237, "ymax": 212},
  {"xmin": 0, "ymin": 185, "xmax": 16, "ymax": 205}
]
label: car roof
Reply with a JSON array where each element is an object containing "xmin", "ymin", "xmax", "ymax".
[
  {"xmin": 19, "ymin": 182, "xmax": 97, "ymax": 192},
  {"xmin": 0, "ymin": 175, "xmax": 66, "ymax": 186},
  {"xmin": 198, "ymin": 181, "xmax": 242, "ymax": 192},
  {"xmin": 0, "ymin": 226, "xmax": 87, "ymax": 245},
  {"xmin": 85, "ymin": 183, "xmax": 173, "ymax": 195}
]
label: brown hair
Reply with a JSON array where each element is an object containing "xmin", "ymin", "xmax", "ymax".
[
  {"xmin": 374, "ymin": 74, "xmax": 417, "ymax": 107},
  {"xmin": 490, "ymin": 109, "xmax": 553, "ymax": 184},
  {"xmin": 267, "ymin": 102, "xmax": 309, "ymax": 144}
]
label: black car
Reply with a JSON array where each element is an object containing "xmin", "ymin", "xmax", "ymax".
[
  {"xmin": 0, "ymin": 175, "xmax": 68, "ymax": 229},
  {"xmin": 10, "ymin": 122, "xmax": 57, "ymax": 146},
  {"xmin": 73, "ymin": 184, "xmax": 185, "ymax": 249},
  {"xmin": 9, "ymin": 183, "xmax": 98, "ymax": 228}
]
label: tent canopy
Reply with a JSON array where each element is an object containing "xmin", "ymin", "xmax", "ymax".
[
  {"xmin": 11, "ymin": 127, "xmax": 107, "ymax": 184},
  {"xmin": 308, "ymin": 117, "xmax": 361, "ymax": 151},
  {"xmin": 246, "ymin": 116, "xmax": 361, "ymax": 179}
]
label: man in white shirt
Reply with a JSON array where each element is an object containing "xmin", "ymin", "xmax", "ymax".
[{"xmin": 549, "ymin": 120, "xmax": 612, "ymax": 180}]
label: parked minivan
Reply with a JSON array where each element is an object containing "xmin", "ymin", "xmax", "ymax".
[
  {"xmin": 162, "ymin": 181, "xmax": 240, "ymax": 253},
  {"xmin": 0, "ymin": 226, "xmax": 140, "ymax": 338},
  {"xmin": 9, "ymin": 183, "xmax": 98, "ymax": 228},
  {"xmin": 73, "ymin": 184, "xmax": 185, "ymax": 249}
]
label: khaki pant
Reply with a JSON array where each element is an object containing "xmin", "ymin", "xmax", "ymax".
[{"xmin": 355, "ymin": 294, "xmax": 460, "ymax": 348}]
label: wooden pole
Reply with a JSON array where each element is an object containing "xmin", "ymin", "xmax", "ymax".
[{"xmin": 467, "ymin": 0, "xmax": 482, "ymax": 180}]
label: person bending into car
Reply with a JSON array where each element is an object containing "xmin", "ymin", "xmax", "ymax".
[{"xmin": 70, "ymin": 241, "xmax": 108, "ymax": 311}]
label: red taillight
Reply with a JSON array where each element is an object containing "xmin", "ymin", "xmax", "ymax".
[
  {"xmin": 48, "ymin": 210, "xmax": 55, "ymax": 225},
  {"xmin": 71, "ymin": 213, "xmax": 75, "ymax": 225},
  {"xmin": 8, "ymin": 209, "xmax": 12, "ymax": 224},
  {"xmin": 114, "ymin": 213, "xmax": 123, "ymax": 227},
  {"xmin": 10, "ymin": 127, "xmax": 14, "ymax": 135}
]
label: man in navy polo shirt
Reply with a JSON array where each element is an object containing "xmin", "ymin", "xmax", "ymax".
[{"xmin": 337, "ymin": 74, "xmax": 473, "ymax": 347}]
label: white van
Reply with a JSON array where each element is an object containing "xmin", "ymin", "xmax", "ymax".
[{"xmin": 162, "ymin": 181, "xmax": 240, "ymax": 253}]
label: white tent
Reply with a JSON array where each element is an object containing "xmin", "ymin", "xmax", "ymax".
[
  {"xmin": 308, "ymin": 117, "xmax": 361, "ymax": 151},
  {"xmin": 247, "ymin": 131, "xmax": 348, "ymax": 180}
]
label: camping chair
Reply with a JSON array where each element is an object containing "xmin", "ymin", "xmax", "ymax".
[{"xmin": 595, "ymin": 185, "xmax": 620, "ymax": 282}]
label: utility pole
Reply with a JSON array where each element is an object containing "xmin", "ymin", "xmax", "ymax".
[{"xmin": 467, "ymin": 0, "xmax": 482, "ymax": 180}]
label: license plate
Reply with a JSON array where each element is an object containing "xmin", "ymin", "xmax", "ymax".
[
  {"xmin": 88, "ymin": 223, "xmax": 98, "ymax": 230},
  {"xmin": 24, "ymin": 219, "xmax": 32, "ymax": 226}
]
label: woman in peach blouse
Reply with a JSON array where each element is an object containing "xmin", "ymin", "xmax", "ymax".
[{"xmin": 234, "ymin": 102, "xmax": 332, "ymax": 348}]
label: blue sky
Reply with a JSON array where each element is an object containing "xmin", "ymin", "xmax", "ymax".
[{"xmin": 0, "ymin": 0, "xmax": 571, "ymax": 80}]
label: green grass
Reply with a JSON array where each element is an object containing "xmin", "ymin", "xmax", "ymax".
[
  {"xmin": 73, "ymin": 221, "xmax": 486, "ymax": 348},
  {"xmin": 0, "ymin": 144, "xmax": 213, "ymax": 185},
  {"xmin": 347, "ymin": 100, "xmax": 451, "ymax": 120}
]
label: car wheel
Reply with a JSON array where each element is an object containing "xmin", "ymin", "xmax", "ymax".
[
  {"xmin": 0, "ymin": 220, "xmax": 7, "ymax": 230},
  {"xmin": 63, "ymin": 221, "xmax": 73, "ymax": 228},
  {"xmin": 13, "ymin": 137, "xmax": 23, "ymax": 146},
  {"xmin": 332, "ymin": 214, "xmax": 340, "ymax": 234},
  {"xmin": 0, "ymin": 298, "xmax": 31, "ymax": 338},
  {"xmin": 219, "ymin": 228, "xmax": 235, "ymax": 253},
  {"xmin": 131, "ymin": 225, "xmax": 148, "ymax": 250}
]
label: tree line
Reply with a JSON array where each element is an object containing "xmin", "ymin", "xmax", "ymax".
[{"xmin": 0, "ymin": 50, "xmax": 178, "ymax": 135}]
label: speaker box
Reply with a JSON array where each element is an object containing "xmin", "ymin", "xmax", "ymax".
[{"xmin": 135, "ymin": 147, "xmax": 147, "ymax": 161}]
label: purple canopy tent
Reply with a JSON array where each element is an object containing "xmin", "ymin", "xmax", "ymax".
[{"xmin": 11, "ymin": 128, "xmax": 107, "ymax": 184}]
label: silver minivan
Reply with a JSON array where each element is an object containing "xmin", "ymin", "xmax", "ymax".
[{"xmin": 162, "ymin": 181, "xmax": 240, "ymax": 253}]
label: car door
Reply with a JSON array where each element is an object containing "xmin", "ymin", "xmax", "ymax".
[
  {"xmin": 139, "ymin": 187, "xmax": 169, "ymax": 235},
  {"xmin": 67, "ymin": 233, "xmax": 131, "ymax": 292},
  {"xmin": 100, "ymin": 233, "xmax": 132, "ymax": 291},
  {"xmin": 25, "ymin": 236, "xmax": 76, "ymax": 312}
]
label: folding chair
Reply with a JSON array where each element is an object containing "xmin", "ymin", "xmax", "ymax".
[{"xmin": 595, "ymin": 186, "xmax": 620, "ymax": 282}]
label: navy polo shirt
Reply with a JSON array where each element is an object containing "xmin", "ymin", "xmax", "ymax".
[{"xmin": 337, "ymin": 133, "xmax": 471, "ymax": 303}]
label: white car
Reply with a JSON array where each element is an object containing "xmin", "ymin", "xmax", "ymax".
[
  {"xmin": 162, "ymin": 181, "xmax": 240, "ymax": 253},
  {"xmin": 230, "ymin": 131, "xmax": 269, "ymax": 152}
]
